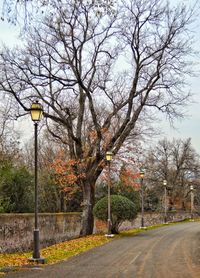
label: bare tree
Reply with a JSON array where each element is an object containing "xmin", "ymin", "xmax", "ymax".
[
  {"xmin": 0, "ymin": 96, "xmax": 22, "ymax": 164},
  {"xmin": 145, "ymin": 138, "xmax": 200, "ymax": 210},
  {"xmin": 0, "ymin": 0, "xmax": 197, "ymax": 235},
  {"xmin": 1, "ymin": 0, "xmax": 116, "ymax": 26}
]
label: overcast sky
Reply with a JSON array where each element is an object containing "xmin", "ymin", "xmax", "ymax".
[{"xmin": 0, "ymin": 0, "xmax": 200, "ymax": 153}]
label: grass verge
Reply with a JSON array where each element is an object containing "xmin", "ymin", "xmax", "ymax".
[{"xmin": 0, "ymin": 235, "xmax": 113, "ymax": 275}]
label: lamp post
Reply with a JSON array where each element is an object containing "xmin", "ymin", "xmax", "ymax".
[
  {"xmin": 140, "ymin": 169, "xmax": 145, "ymax": 228},
  {"xmin": 29, "ymin": 101, "xmax": 45, "ymax": 263},
  {"xmin": 190, "ymin": 185, "xmax": 194, "ymax": 220},
  {"xmin": 163, "ymin": 179, "xmax": 167, "ymax": 224},
  {"xmin": 106, "ymin": 151, "xmax": 113, "ymax": 236}
]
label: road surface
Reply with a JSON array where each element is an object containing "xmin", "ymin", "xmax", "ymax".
[{"xmin": 6, "ymin": 222, "xmax": 200, "ymax": 277}]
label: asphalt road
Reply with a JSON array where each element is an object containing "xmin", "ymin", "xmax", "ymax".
[{"xmin": 5, "ymin": 222, "xmax": 200, "ymax": 278}]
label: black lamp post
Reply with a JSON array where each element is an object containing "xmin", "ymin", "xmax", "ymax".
[
  {"xmin": 106, "ymin": 151, "xmax": 113, "ymax": 236},
  {"xmin": 29, "ymin": 101, "xmax": 45, "ymax": 263},
  {"xmin": 163, "ymin": 179, "xmax": 167, "ymax": 224},
  {"xmin": 140, "ymin": 169, "xmax": 145, "ymax": 228},
  {"xmin": 190, "ymin": 185, "xmax": 194, "ymax": 220}
]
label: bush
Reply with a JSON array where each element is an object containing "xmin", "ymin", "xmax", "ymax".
[
  {"xmin": 95, "ymin": 181, "xmax": 140, "ymax": 211},
  {"xmin": 93, "ymin": 195, "xmax": 138, "ymax": 234},
  {"xmin": 0, "ymin": 165, "xmax": 34, "ymax": 212}
]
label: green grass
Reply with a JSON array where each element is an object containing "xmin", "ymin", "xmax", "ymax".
[{"xmin": 119, "ymin": 218, "xmax": 198, "ymax": 237}]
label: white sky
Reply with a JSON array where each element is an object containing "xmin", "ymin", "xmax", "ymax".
[{"xmin": 0, "ymin": 0, "xmax": 200, "ymax": 153}]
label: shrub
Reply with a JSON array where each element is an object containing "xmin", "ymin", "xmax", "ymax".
[
  {"xmin": 95, "ymin": 181, "xmax": 140, "ymax": 211},
  {"xmin": 93, "ymin": 195, "xmax": 138, "ymax": 234},
  {"xmin": 0, "ymin": 165, "xmax": 34, "ymax": 212}
]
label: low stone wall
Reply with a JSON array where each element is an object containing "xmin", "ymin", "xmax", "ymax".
[
  {"xmin": 93, "ymin": 211, "xmax": 198, "ymax": 234},
  {"xmin": 0, "ymin": 213, "xmax": 81, "ymax": 253},
  {"xmin": 0, "ymin": 211, "xmax": 197, "ymax": 253}
]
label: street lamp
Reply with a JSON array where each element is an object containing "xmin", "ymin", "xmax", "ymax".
[
  {"xmin": 190, "ymin": 185, "xmax": 194, "ymax": 221},
  {"xmin": 140, "ymin": 169, "xmax": 145, "ymax": 228},
  {"xmin": 106, "ymin": 151, "xmax": 113, "ymax": 236},
  {"xmin": 29, "ymin": 101, "xmax": 45, "ymax": 263},
  {"xmin": 163, "ymin": 179, "xmax": 168, "ymax": 224}
]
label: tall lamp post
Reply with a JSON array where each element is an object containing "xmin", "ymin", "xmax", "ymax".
[
  {"xmin": 106, "ymin": 151, "xmax": 113, "ymax": 236},
  {"xmin": 190, "ymin": 185, "xmax": 194, "ymax": 221},
  {"xmin": 29, "ymin": 101, "xmax": 45, "ymax": 263},
  {"xmin": 163, "ymin": 179, "xmax": 168, "ymax": 224},
  {"xmin": 140, "ymin": 169, "xmax": 145, "ymax": 228}
]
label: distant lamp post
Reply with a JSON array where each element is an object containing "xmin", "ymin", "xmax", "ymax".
[
  {"xmin": 190, "ymin": 185, "xmax": 194, "ymax": 221},
  {"xmin": 163, "ymin": 180, "xmax": 168, "ymax": 224},
  {"xmin": 29, "ymin": 101, "xmax": 45, "ymax": 263},
  {"xmin": 140, "ymin": 169, "xmax": 145, "ymax": 228},
  {"xmin": 106, "ymin": 151, "xmax": 113, "ymax": 236}
]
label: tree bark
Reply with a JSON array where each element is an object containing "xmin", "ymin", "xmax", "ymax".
[
  {"xmin": 60, "ymin": 190, "xmax": 66, "ymax": 212},
  {"xmin": 80, "ymin": 181, "xmax": 95, "ymax": 236}
]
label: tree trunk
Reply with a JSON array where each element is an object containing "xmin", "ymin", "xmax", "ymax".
[
  {"xmin": 111, "ymin": 226, "xmax": 119, "ymax": 234},
  {"xmin": 80, "ymin": 181, "xmax": 95, "ymax": 236},
  {"xmin": 60, "ymin": 190, "xmax": 66, "ymax": 212}
]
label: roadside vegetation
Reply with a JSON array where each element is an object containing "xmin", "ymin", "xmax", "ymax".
[
  {"xmin": 93, "ymin": 195, "xmax": 138, "ymax": 234},
  {"xmin": 0, "ymin": 235, "xmax": 113, "ymax": 275},
  {"xmin": 0, "ymin": 134, "xmax": 199, "ymax": 215}
]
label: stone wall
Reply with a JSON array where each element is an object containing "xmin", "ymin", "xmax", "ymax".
[
  {"xmin": 93, "ymin": 211, "xmax": 197, "ymax": 234},
  {"xmin": 0, "ymin": 213, "xmax": 81, "ymax": 253},
  {"xmin": 0, "ymin": 211, "xmax": 197, "ymax": 253}
]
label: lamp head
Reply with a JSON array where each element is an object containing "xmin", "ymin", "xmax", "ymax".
[
  {"xmin": 106, "ymin": 151, "xmax": 113, "ymax": 162},
  {"xmin": 140, "ymin": 169, "xmax": 145, "ymax": 178},
  {"xmin": 30, "ymin": 101, "xmax": 43, "ymax": 122},
  {"xmin": 163, "ymin": 180, "xmax": 167, "ymax": 186}
]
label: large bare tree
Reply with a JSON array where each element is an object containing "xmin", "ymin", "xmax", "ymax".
[{"xmin": 0, "ymin": 0, "xmax": 196, "ymax": 235}]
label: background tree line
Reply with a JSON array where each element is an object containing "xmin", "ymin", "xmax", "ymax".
[
  {"xmin": 143, "ymin": 138, "xmax": 200, "ymax": 212},
  {"xmin": 0, "ymin": 114, "xmax": 200, "ymax": 215}
]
